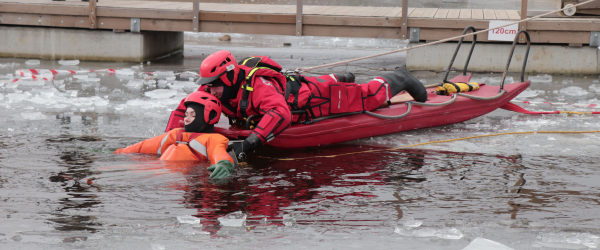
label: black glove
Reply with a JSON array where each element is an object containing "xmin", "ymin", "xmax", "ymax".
[{"xmin": 230, "ymin": 133, "xmax": 263, "ymax": 162}]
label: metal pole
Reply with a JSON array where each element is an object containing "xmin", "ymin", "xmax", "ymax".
[
  {"xmin": 193, "ymin": 0, "xmax": 199, "ymax": 33},
  {"xmin": 401, "ymin": 0, "xmax": 408, "ymax": 39},
  {"xmin": 89, "ymin": 0, "xmax": 96, "ymax": 29},
  {"xmin": 296, "ymin": 0, "xmax": 303, "ymax": 36},
  {"xmin": 520, "ymin": 0, "xmax": 528, "ymax": 42}
]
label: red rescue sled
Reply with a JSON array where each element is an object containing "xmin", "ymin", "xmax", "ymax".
[{"xmin": 215, "ymin": 28, "xmax": 533, "ymax": 149}]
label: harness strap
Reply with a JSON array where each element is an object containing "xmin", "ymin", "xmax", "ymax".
[{"xmin": 174, "ymin": 129, "xmax": 207, "ymax": 159}]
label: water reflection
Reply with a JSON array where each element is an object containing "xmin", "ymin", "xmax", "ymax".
[{"xmin": 47, "ymin": 148, "xmax": 102, "ymax": 233}]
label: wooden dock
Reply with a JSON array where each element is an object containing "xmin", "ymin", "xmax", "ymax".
[{"xmin": 1, "ymin": 0, "xmax": 600, "ymax": 44}]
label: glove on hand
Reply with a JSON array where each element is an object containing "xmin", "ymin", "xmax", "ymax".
[
  {"xmin": 230, "ymin": 133, "xmax": 263, "ymax": 162},
  {"xmin": 207, "ymin": 160, "xmax": 235, "ymax": 179}
]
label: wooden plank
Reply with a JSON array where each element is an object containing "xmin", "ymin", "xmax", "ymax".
[
  {"xmin": 358, "ymin": 7, "xmax": 382, "ymax": 17},
  {"xmin": 89, "ymin": 0, "xmax": 96, "ymax": 29},
  {"xmin": 495, "ymin": 10, "xmax": 509, "ymax": 20},
  {"xmin": 408, "ymin": 19, "xmax": 489, "ymax": 29},
  {"xmin": 0, "ymin": 13, "xmax": 91, "ymax": 29},
  {"xmin": 409, "ymin": 8, "xmax": 426, "ymax": 18},
  {"xmin": 305, "ymin": 5, "xmax": 338, "ymax": 15},
  {"xmin": 304, "ymin": 25, "xmax": 402, "ymax": 39},
  {"xmin": 0, "ymin": 3, "xmax": 88, "ymax": 15},
  {"xmin": 325, "ymin": 6, "xmax": 355, "ymax": 16},
  {"xmin": 472, "ymin": 9, "xmax": 484, "ymax": 20},
  {"xmin": 526, "ymin": 20, "xmax": 600, "ymax": 31},
  {"xmin": 447, "ymin": 9, "xmax": 460, "ymax": 19},
  {"xmin": 200, "ymin": 21, "xmax": 295, "ymax": 36},
  {"xmin": 459, "ymin": 9, "xmax": 471, "ymax": 19},
  {"xmin": 200, "ymin": 12, "xmax": 295, "ymax": 24},
  {"xmin": 434, "ymin": 9, "xmax": 449, "ymax": 18},
  {"xmin": 262, "ymin": 4, "xmax": 293, "ymax": 14},
  {"xmin": 483, "ymin": 9, "xmax": 496, "ymax": 19},
  {"xmin": 384, "ymin": 7, "xmax": 403, "ymax": 17},
  {"xmin": 304, "ymin": 16, "xmax": 403, "ymax": 27},
  {"xmin": 421, "ymin": 8, "xmax": 438, "ymax": 18},
  {"xmin": 372, "ymin": 6, "xmax": 395, "ymax": 17},
  {"xmin": 96, "ymin": 7, "xmax": 193, "ymax": 20},
  {"xmin": 401, "ymin": 0, "xmax": 408, "ymax": 39},
  {"xmin": 398, "ymin": 7, "xmax": 415, "ymax": 18},
  {"xmin": 296, "ymin": 0, "xmax": 302, "ymax": 36},
  {"xmin": 506, "ymin": 10, "xmax": 521, "ymax": 20},
  {"xmin": 344, "ymin": 6, "xmax": 373, "ymax": 16}
]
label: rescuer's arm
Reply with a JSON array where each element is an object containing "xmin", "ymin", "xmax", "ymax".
[
  {"xmin": 231, "ymin": 77, "xmax": 292, "ymax": 161},
  {"xmin": 205, "ymin": 134, "xmax": 236, "ymax": 178}
]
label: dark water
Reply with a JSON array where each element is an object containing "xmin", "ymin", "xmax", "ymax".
[{"xmin": 1, "ymin": 32, "xmax": 600, "ymax": 249}]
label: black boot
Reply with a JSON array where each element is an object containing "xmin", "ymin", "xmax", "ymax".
[
  {"xmin": 380, "ymin": 67, "xmax": 428, "ymax": 102},
  {"xmin": 334, "ymin": 72, "xmax": 355, "ymax": 83}
]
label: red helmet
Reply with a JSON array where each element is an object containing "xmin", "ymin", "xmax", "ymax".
[
  {"xmin": 197, "ymin": 50, "xmax": 239, "ymax": 87},
  {"xmin": 184, "ymin": 91, "xmax": 222, "ymax": 125}
]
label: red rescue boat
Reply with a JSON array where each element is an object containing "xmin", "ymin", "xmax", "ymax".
[{"xmin": 216, "ymin": 28, "xmax": 533, "ymax": 149}]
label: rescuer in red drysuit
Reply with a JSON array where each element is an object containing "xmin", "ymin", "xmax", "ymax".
[
  {"xmin": 116, "ymin": 91, "xmax": 237, "ymax": 178},
  {"xmin": 165, "ymin": 50, "xmax": 427, "ymax": 161}
]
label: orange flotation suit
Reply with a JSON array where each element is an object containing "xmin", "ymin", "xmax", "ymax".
[{"xmin": 114, "ymin": 128, "xmax": 234, "ymax": 165}]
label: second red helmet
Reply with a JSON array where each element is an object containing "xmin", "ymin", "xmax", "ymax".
[
  {"xmin": 184, "ymin": 91, "xmax": 222, "ymax": 125},
  {"xmin": 197, "ymin": 50, "xmax": 239, "ymax": 87}
]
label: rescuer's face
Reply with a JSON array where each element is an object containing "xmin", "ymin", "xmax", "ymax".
[
  {"xmin": 209, "ymin": 86, "xmax": 224, "ymax": 99},
  {"xmin": 184, "ymin": 107, "xmax": 196, "ymax": 126}
]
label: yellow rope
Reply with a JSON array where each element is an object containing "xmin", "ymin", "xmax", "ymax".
[
  {"xmin": 257, "ymin": 130, "xmax": 600, "ymax": 161},
  {"xmin": 298, "ymin": 0, "xmax": 599, "ymax": 73}
]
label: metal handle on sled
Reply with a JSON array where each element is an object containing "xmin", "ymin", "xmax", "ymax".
[
  {"xmin": 500, "ymin": 30, "xmax": 531, "ymax": 90},
  {"xmin": 442, "ymin": 26, "xmax": 477, "ymax": 83}
]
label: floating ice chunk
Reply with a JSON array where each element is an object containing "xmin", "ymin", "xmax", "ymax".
[
  {"xmin": 538, "ymin": 233, "xmax": 599, "ymax": 249},
  {"xmin": 528, "ymin": 74, "xmax": 552, "ymax": 83},
  {"xmin": 25, "ymin": 60, "xmax": 40, "ymax": 66},
  {"xmin": 434, "ymin": 228, "xmax": 463, "ymax": 239},
  {"xmin": 177, "ymin": 215, "xmax": 201, "ymax": 225},
  {"xmin": 282, "ymin": 214, "xmax": 296, "ymax": 226},
  {"xmin": 462, "ymin": 237, "xmax": 514, "ymax": 250},
  {"xmin": 516, "ymin": 89, "xmax": 544, "ymax": 99},
  {"xmin": 125, "ymin": 79, "xmax": 144, "ymax": 90},
  {"xmin": 0, "ymin": 93, "xmax": 4, "ymax": 101},
  {"xmin": 58, "ymin": 60, "xmax": 80, "ymax": 66},
  {"xmin": 403, "ymin": 217, "xmax": 423, "ymax": 228},
  {"xmin": 73, "ymin": 75, "xmax": 88, "ymax": 79},
  {"xmin": 21, "ymin": 112, "xmax": 46, "ymax": 120},
  {"xmin": 487, "ymin": 77, "xmax": 514, "ymax": 85},
  {"xmin": 547, "ymin": 137, "xmax": 557, "ymax": 141},
  {"xmin": 272, "ymin": 180, "xmax": 295, "ymax": 187},
  {"xmin": 145, "ymin": 89, "xmax": 177, "ymax": 99},
  {"xmin": 157, "ymin": 80, "xmax": 168, "ymax": 89},
  {"xmin": 0, "ymin": 62, "xmax": 20, "ymax": 68},
  {"xmin": 179, "ymin": 71, "xmax": 199, "ymax": 78},
  {"xmin": 166, "ymin": 76, "xmax": 177, "ymax": 81},
  {"xmin": 562, "ymin": 78, "xmax": 574, "ymax": 85},
  {"xmin": 153, "ymin": 71, "xmax": 175, "ymax": 79},
  {"xmin": 6, "ymin": 92, "xmax": 32, "ymax": 103},
  {"xmin": 116, "ymin": 68, "xmax": 135, "ymax": 76},
  {"xmin": 395, "ymin": 226, "xmax": 463, "ymax": 239},
  {"xmin": 16, "ymin": 78, "xmax": 49, "ymax": 86},
  {"xmin": 560, "ymin": 86, "xmax": 588, "ymax": 96},
  {"xmin": 150, "ymin": 243, "xmax": 165, "ymax": 250},
  {"xmin": 589, "ymin": 83, "xmax": 600, "ymax": 93},
  {"xmin": 218, "ymin": 211, "xmax": 247, "ymax": 227}
]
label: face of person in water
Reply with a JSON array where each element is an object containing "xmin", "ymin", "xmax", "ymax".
[
  {"xmin": 209, "ymin": 86, "xmax": 224, "ymax": 99},
  {"xmin": 184, "ymin": 107, "xmax": 196, "ymax": 126}
]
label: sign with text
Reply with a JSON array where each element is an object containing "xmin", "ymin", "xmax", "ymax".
[{"xmin": 488, "ymin": 21, "xmax": 519, "ymax": 41}]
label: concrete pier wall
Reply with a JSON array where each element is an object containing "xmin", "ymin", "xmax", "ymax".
[
  {"xmin": 0, "ymin": 26, "xmax": 183, "ymax": 62},
  {"xmin": 407, "ymin": 42, "xmax": 600, "ymax": 75}
]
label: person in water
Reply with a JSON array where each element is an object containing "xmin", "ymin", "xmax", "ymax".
[
  {"xmin": 116, "ymin": 91, "xmax": 236, "ymax": 178},
  {"xmin": 166, "ymin": 50, "xmax": 428, "ymax": 161}
]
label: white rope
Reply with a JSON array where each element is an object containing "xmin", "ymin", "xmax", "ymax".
[{"xmin": 298, "ymin": 0, "xmax": 599, "ymax": 73}]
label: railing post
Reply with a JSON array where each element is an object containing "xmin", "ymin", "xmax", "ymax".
[
  {"xmin": 193, "ymin": 0, "xmax": 200, "ymax": 33},
  {"xmin": 296, "ymin": 0, "xmax": 303, "ymax": 36},
  {"xmin": 520, "ymin": 0, "xmax": 528, "ymax": 43},
  {"xmin": 89, "ymin": 0, "xmax": 96, "ymax": 29},
  {"xmin": 401, "ymin": 0, "xmax": 408, "ymax": 40}
]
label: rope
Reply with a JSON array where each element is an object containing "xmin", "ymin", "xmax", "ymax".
[
  {"xmin": 257, "ymin": 130, "xmax": 600, "ymax": 161},
  {"xmin": 297, "ymin": 0, "xmax": 599, "ymax": 73}
]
